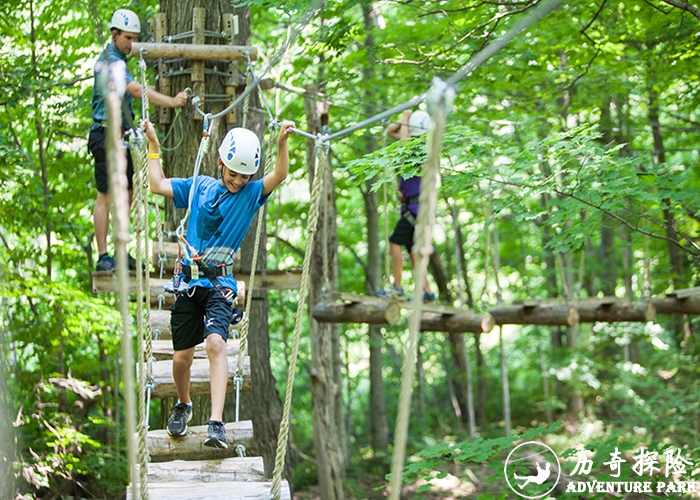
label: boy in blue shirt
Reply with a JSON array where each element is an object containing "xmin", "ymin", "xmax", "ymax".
[{"xmin": 144, "ymin": 119, "xmax": 295, "ymax": 448}]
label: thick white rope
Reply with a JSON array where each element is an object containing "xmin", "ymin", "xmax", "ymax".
[{"xmin": 270, "ymin": 137, "xmax": 329, "ymax": 500}]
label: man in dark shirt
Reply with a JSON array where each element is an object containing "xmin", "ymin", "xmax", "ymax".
[{"xmin": 89, "ymin": 9, "xmax": 188, "ymax": 271}]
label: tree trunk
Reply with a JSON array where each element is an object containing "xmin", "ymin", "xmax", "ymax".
[
  {"xmin": 474, "ymin": 332, "xmax": 486, "ymax": 429},
  {"xmin": 156, "ymin": 0, "xmax": 294, "ymax": 485},
  {"xmin": 304, "ymin": 88, "xmax": 345, "ymax": 499},
  {"xmin": 158, "ymin": 0, "xmax": 242, "ymax": 230},
  {"xmin": 649, "ymin": 85, "xmax": 686, "ymax": 345},
  {"xmin": 360, "ymin": 0, "xmax": 390, "ymax": 455},
  {"xmin": 0, "ymin": 330, "xmax": 15, "ymax": 499}
]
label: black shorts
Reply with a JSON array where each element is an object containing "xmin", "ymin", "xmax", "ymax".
[
  {"xmin": 88, "ymin": 127, "xmax": 134, "ymax": 194},
  {"xmin": 170, "ymin": 287, "xmax": 234, "ymax": 351},
  {"xmin": 389, "ymin": 214, "xmax": 416, "ymax": 253}
]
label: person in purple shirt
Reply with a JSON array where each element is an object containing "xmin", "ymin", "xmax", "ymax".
[{"xmin": 376, "ymin": 109, "xmax": 436, "ymax": 302}]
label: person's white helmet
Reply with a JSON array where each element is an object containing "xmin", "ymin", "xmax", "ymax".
[
  {"xmin": 109, "ymin": 9, "xmax": 141, "ymax": 34},
  {"xmin": 408, "ymin": 110, "xmax": 431, "ymax": 137},
  {"xmin": 218, "ymin": 128, "xmax": 261, "ymax": 175}
]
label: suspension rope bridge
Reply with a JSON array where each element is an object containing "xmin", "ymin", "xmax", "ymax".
[{"xmin": 95, "ymin": 1, "xmax": 569, "ymax": 498}]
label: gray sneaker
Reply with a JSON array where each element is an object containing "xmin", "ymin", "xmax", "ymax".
[
  {"xmin": 203, "ymin": 420, "xmax": 228, "ymax": 449},
  {"xmin": 166, "ymin": 402, "xmax": 192, "ymax": 437},
  {"xmin": 96, "ymin": 254, "xmax": 116, "ymax": 272}
]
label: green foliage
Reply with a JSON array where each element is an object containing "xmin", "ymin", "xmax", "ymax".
[
  {"xmin": 2, "ymin": 0, "xmax": 700, "ymax": 498},
  {"xmin": 398, "ymin": 423, "xmax": 562, "ymax": 491}
]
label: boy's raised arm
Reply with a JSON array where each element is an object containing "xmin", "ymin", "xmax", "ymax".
[{"xmin": 262, "ymin": 120, "xmax": 295, "ymax": 197}]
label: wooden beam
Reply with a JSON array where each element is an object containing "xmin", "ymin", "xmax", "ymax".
[
  {"xmin": 576, "ymin": 301, "xmax": 655, "ymax": 323},
  {"xmin": 490, "ymin": 304, "xmax": 579, "ymax": 326},
  {"xmin": 150, "ymin": 309, "xmax": 172, "ymax": 339},
  {"xmin": 150, "ymin": 339, "xmax": 240, "ymax": 361},
  {"xmin": 153, "ymin": 13, "xmax": 171, "ymax": 125},
  {"xmin": 147, "ymin": 421, "xmax": 254, "ymax": 463},
  {"xmin": 666, "ymin": 286, "xmax": 700, "ymax": 299},
  {"xmin": 131, "ymin": 42, "xmax": 257, "ymax": 61},
  {"xmin": 312, "ymin": 300, "xmax": 401, "ymax": 325},
  {"xmin": 91, "ymin": 270, "xmax": 302, "ymax": 298},
  {"xmin": 152, "ymin": 356, "xmax": 250, "ymax": 398},
  {"xmin": 652, "ymin": 296, "xmax": 700, "ymax": 315},
  {"xmin": 397, "ymin": 300, "xmax": 471, "ymax": 315},
  {"xmin": 513, "ymin": 296, "xmax": 620, "ymax": 306},
  {"xmin": 420, "ymin": 312, "xmax": 495, "ymax": 334},
  {"xmin": 128, "ymin": 481, "xmax": 291, "ymax": 500},
  {"xmin": 191, "ymin": 7, "xmax": 205, "ymax": 119},
  {"xmin": 147, "ymin": 457, "xmax": 265, "ymax": 483}
]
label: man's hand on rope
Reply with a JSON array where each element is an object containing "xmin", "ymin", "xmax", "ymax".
[{"xmin": 171, "ymin": 91, "xmax": 189, "ymax": 108}]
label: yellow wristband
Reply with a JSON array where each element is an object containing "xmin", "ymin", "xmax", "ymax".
[{"xmin": 148, "ymin": 153, "xmax": 160, "ymax": 159}]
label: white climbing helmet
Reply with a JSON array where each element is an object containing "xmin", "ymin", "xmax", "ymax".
[
  {"xmin": 109, "ymin": 9, "xmax": 141, "ymax": 34},
  {"xmin": 408, "ymin": 110, "xmax": 431, "ymax": 137},
  {"xmin": 218, "ymin": 128, "xmax": 261, "ymax": 175}
]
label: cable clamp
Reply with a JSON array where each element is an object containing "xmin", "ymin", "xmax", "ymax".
[{"xmin": 426, "ymin": 76, "xmax": 456, "ymax": 117}]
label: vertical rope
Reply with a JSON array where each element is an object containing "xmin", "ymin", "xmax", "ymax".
[
  {"xmin": 270, "ymin": 138, "xmax": 329, "ymax": 500},
  {"xmin": 381, "ymin": 126, "xmax": 392, "ymax": 288},
  {"xmin": 133, "ymin": 55, "xmax": 152, "ymax": 500},
  {"xmin": 103, "ymin": 67, "xmax": 139, "ymax": 500},
  {"xmin": 236, "ymin": 121, "xmax": 279, "ymax": 375},
  {"xmin": 388, "ymin": 84, "xmax": 451, "ymax": 500},
  {"xmin": 241, "ymin": 55, "xmax": 254, "ymax": 129}
]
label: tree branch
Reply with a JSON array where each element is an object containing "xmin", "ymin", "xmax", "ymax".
[
  {"xmin": 658, "ymin": 0, "xmax": 700, "ymax": 20},
  {"xmin": 488, "ymin": 177, "xmax": 700, "ymax": 257}
]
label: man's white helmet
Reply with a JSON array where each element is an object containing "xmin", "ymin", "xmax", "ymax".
[
  {"xmin": 408, "ymin": 110, "xmax": 431, "ymax": 137},
  {"xmin": 218, "ymin": 128, "xmax": 261, "ymax": 175},
  {"xmin": 109, "ymin": 9, "xmax": 141, "ymax": 34}
]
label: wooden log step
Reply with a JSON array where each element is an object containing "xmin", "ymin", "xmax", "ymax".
[
  {"xmin": 396, "ymin": 300, "xmax": 469, "ymax": 315},
  {"xmin": 151, "ymin": 309, "xmax": 172, "ymax": 339},
  {"xmin": 148, "ymin": 421, "xmax": 254, "ymax": 463},
  {"xmin": 127, "ymin": 480, "xmax": 291, "ymax": 500},
  {"xmin": 152, "ymin": 356, "xmax": 250, "ymax": 399},
  {"xmin": 152, "ymin": 242, "xmax": 244, "ymax": 274},
  {"xmin": 147, "ymin": 457, "xmax": 265, "ymax": 483},
  {"xmin": 420, "ymin": 312, "xmax": 495, "ymax": 334},
  {"xmin": 652, "ymin": 296, "xmax": 700, "ymax": 315},
  {"xmin": 666, "ymin": 286, "xmax": 700, "ymax": 299},
  {"xmin": 312, "ymin": 299, "xmax": 401, "ymax": 325},
  {"xmin": 576, "ymin": 301, "xmax": 655, "ymax": 323},
  {"xmin": 150, "ymin": 339, "xmax": 240, "ymax": 361},
  {"xmin": 490, "ymin": 304, "xmax": 579, "ymax": 326},
  {"xmin": 150, "ymin": 310, "xmax": 245, "ymax": 342},
  {"xmin": 91, "ymin": 270, "xmax": 302, "ymax": 302},
  {"xmin": 131, "ymin": 42, "xmax": 258, "ymax": 61},
  {"xmin": 513, "ymin": 296, "xmax": 620, "ymax": 307}
]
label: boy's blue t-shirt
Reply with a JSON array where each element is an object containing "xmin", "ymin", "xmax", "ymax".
[{"xmin": 171, "ymin": 176, "xmax": 268, "ymax": 292}]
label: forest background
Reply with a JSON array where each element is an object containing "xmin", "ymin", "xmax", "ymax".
[{"xmin": 0, "ymin": 0, "xmax": 699, "ymax": 498}]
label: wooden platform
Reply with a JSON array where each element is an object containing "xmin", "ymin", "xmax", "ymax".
[
  {"xmin": 91, "ymin": 270, "xmax": 303, "ymax": 302},
  {"xmin": 313, "ymin": 292, "xmax": 402, "ymax": 325},
  {"xmin": 152, "ymin": 356, "xmax": 250, "ymax": 398},
  {"xmin": 127, "ymin": 480, "xmax": 291, "ymax": 500},
  {"xmin": 148, "ymin": 457, "xmax": 265, "ymax": 482},
  {"xmin": 148, "ymin": 421, "xmax": 255, "ymax": 463},
  {"xmin": 150, "ymin": 339, "xmax": 240, "ymax": 360}
]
